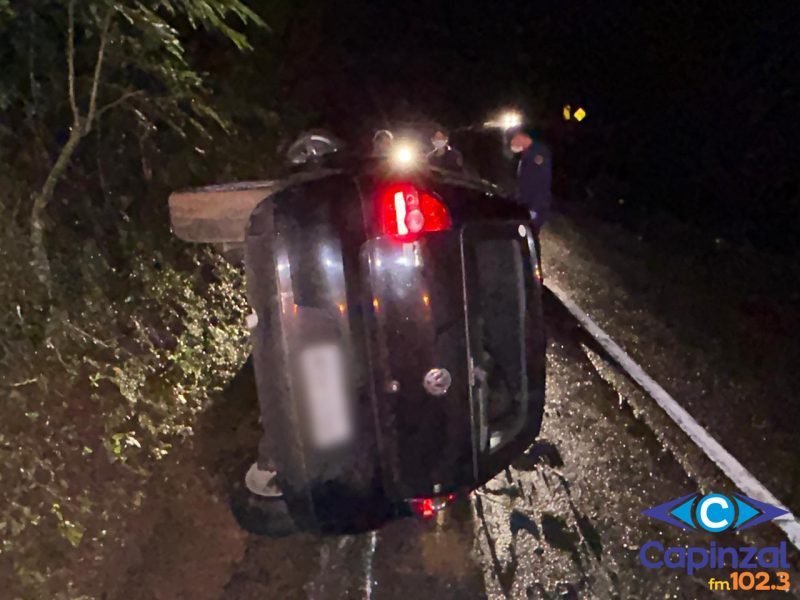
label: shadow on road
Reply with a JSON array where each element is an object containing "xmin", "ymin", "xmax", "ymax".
[
  {"xmin": 109, "ymin": 353, "xmax": 488, "ymax": 599},
  {"xmin": 109, "ymin": 281, "xmax": 688, "ymax": 599}
]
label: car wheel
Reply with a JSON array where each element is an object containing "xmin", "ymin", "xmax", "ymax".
[{"xmin": 229, "ymin": 479, "xmax": 298, "ymax": 537}]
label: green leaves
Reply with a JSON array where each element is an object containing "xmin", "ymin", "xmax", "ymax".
[
  {"xmin": 0, "ymin": 1, "xmax": 269, "ymax": 595},
  {"xmin": 0, "ymin": 218, "xmax": 251, "ymax": 596},
  {"xmin": 0, "ymin": 0, "xmax": 13, "ymax": 23},
  {"xmin": 173, "ymin": 0, "xmax": 265, "ymax": 49},
  {"xmin": 87, "ymin": 0, "xmax": 267, "ymax": 146},
  {"xmin": 0, "ymin": 0, "xmax": 267, "ymax": 195}
]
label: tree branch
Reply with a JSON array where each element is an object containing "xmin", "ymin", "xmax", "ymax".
[
  {"xmin": 28, "ymin": 7, "xmax": 38, "ymax": 112},
  {"xmin": 96, "ymin": 90, "xmax": 143, "ymax": 118},
  {"xmin": 66, "ymin": 0, "xmax": 79, "ymax": 126},
  {"xmin": 84, "ymin": 5, "xmax": 114, "ymax": 134}
]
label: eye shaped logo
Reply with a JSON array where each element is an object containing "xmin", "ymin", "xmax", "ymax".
[{"xmin": 643, "ymin": 493, "xmax": 788, "ymax": 533}]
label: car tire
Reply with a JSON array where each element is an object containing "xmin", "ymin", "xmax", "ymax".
[{"xmin": 229, "ymin": 479, "xmax": 298, "ymax": 537}]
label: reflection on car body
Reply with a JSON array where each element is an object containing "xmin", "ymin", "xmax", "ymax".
[{"xmin": 168, "ymin": 129, "xmax": 546, "ymax": 533}]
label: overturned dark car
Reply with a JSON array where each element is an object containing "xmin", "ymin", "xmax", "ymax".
[{"xmin": 169, "ymin": 131, "xmax": 546, "ymax": 534}]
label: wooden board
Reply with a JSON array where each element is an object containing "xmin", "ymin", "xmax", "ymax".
[
  {"xmin": 168, "ymin": 180, "xmax": 278, "ymax": 243},
  {"xmin": 168, "ymin": 170, "xmax": 342, "ymax": 244}
]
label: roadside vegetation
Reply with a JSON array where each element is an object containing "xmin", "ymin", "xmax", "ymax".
[
  {"xmin": 0, "ymin": 216, "xmax": 250, "ymax": 596},
  {"xmin": 0, "ymin": 1, "xmax": 280, "ymax": 596}
]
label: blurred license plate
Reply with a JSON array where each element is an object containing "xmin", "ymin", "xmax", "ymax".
[{"xmin": 300, "ymin": 343, "xmax": 352, "ymax": 449}]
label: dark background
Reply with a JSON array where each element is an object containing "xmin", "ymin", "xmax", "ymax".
[
  {"xmin": 2, "ymin": 3, "xmax": 799, "ymax": 595},
  {"xmin": 197, "ymin": 0, "xmax": 800, "ymax": 253}
]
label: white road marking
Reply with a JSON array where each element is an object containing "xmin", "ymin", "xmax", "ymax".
[
  {"xmin": 546, "ymin": 281, "xmax": 800, "ymax": 551},
  {"xmin": 363, "ymin": 531, "xmax": 378, "ymax": 599}
]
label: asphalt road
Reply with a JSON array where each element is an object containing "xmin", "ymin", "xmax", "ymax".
[{"xmin": 109, "ymin": 224, "xmax": 800, "ymax": 600}]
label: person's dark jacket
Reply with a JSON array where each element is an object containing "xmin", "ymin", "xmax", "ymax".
[
  {"xmin": 427, "ymin": 146, "xmax": 464, "ymax": 172},
  {"xmin": 516, "ymin": 141, "xmax": 552, "ymax": 219}
]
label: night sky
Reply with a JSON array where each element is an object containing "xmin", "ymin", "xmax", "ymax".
[{"xmin": 196, "ymin": 0, "xmax": 800, "ymax": 251}]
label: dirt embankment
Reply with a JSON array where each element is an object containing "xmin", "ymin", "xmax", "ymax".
[{"xmin": 0, "ymin": 212, "xmax": 251, "ymax": 599}]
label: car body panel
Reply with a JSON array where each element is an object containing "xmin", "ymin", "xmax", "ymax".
[{"xmin": 190, "ymin": 159, "xmax": 544, "ymax": 531}]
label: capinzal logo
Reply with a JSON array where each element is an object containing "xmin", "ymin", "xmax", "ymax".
[{"xmin": 643, "ymin": 492, "xmax": 788, "ymax": 533}]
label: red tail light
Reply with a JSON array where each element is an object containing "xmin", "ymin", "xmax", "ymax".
[
  {"xmin": 408, "ymin": 494, "xmax": 457, "ymax": 519},
  {"xmin": 377, "ymin": 183, "xmax": 451, "ymax": 240}
]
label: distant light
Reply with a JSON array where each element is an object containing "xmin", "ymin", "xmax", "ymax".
[
  {"xmin": 485, "ymin": 109, "xmax": 524, "ymax": 130},
  {"xmin": 499, "ymin": 110, "xmax": 523, "ymax": 130},
  {"xmin": 574, "ymin": 107, "xmax": 586, "ymax": 122},
  {"xmin": 422, "ymin": 293, "xmax": 430, "ymax": 307},
  {"xmin": 337, "ymin": 303, "xmax": 346, "ymax": 314},
  {"xmin": 562, "ymin": 105, "xmax": 571, "ymax": 121}
]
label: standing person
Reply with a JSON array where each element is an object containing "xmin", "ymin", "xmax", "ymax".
[
  {"xmin": 372, "ymin": 129, "xmax": 394, "ymax": 156},
  {"xmin": 427, "ymin": 128, "xmax": 465, "ymax": 172},
  {"xmin": 509, "ymin": 128, "xmax": 552, "ymax": 231}
]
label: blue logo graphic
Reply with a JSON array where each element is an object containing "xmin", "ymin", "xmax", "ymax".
[{"xmin": 643, "ymin": 493, "xmax": 788, "ymax": 533}]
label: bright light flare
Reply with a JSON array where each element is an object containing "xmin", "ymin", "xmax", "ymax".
[
  {"xmin": 500, "ymin": 110, "xmax": 523, "ymax": 130},
  {"xmin": 574, "ymin": 107, "xmax": 586, "ymax": 122},
  {"xmin": 390, "ymin": 142, "xmax": 418, "ymax": 169},
  {"xmin": 484, "ymin": 109, "xmax": 524, "ymax": 130}
]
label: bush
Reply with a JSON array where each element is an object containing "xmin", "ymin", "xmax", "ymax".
[{"xmin": 0, "ymin": 202, "xmax": 250, "ymax": 598}]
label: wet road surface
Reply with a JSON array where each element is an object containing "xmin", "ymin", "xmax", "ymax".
[
  {"xmin": 541, "ymin": 213, "xmax": 800, "ymax": 515},
  {"xmin": 108, "ymin": 274, "xmax": 800, "ymax": 599}
]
